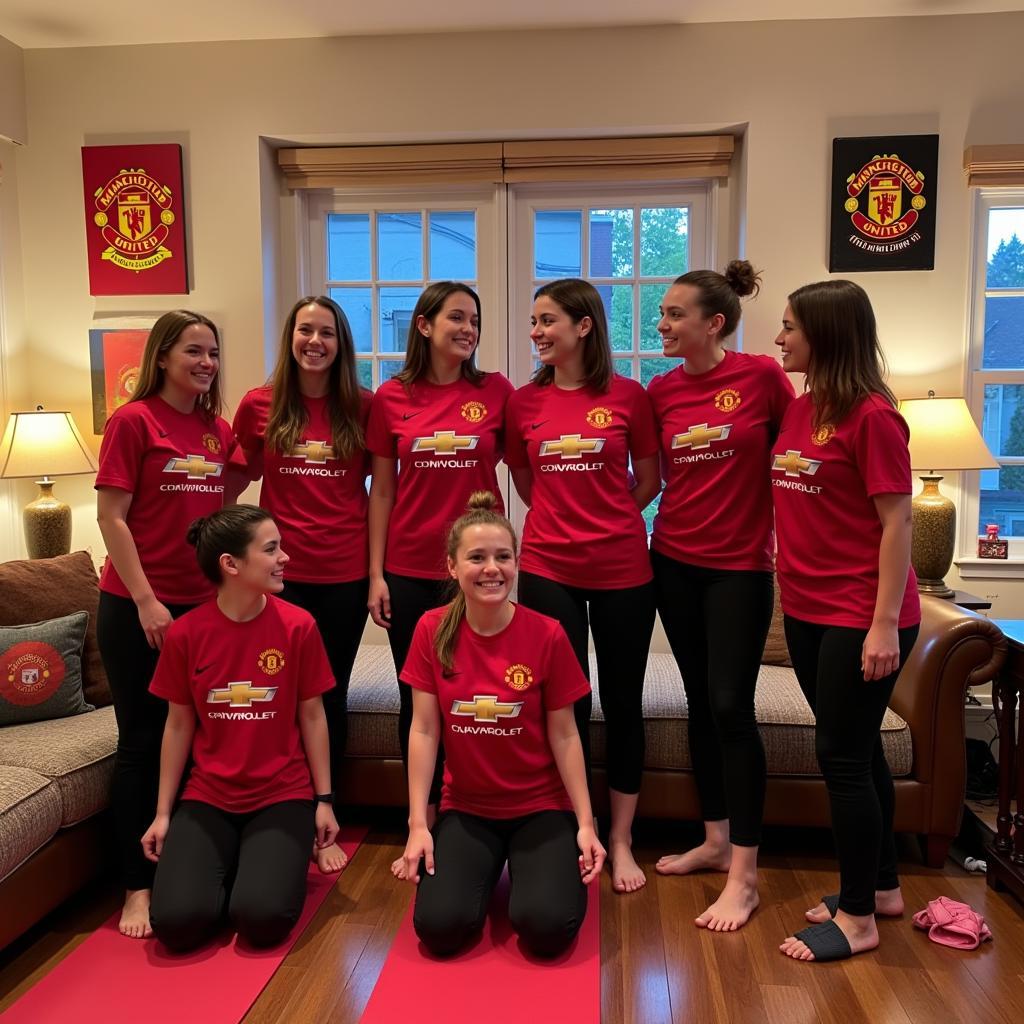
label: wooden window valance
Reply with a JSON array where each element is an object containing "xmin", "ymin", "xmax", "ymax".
[
  {"xmin": 278, "ymin": 135, "xmax": 735, "ymax": 189},
  {"xmin": 963, "ymin": 145, "xmax": 1024, "ymax": 188}
]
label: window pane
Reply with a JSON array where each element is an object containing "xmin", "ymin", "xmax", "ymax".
[
  {"xmin": 640, "ymin": 356, "xmax": 681, "ymax": 388},
  {"xmin": 980, "ymin": 383, "xmax": 1024, "ymax": 536},
  {"xmin": 329, "ymin": 286, "xmax": 372, "ymax": 353},
  {"xmin": 379, "ymin": 287, "xmax": 420, "ymax": 353},
  {"xmin": 378, "ymin": 212, "xmax": 422, "ymax": 280},
  {"xmin": 640, "ymin": 207, "xmax": 689, "ymax": 277},
  {"xmin": 985, "ymin": 208, "xmax": 1024, "ymax": 289},
  {"xmin": 982, "ymin": 295, "xmax": 1024, "ymax": 369},
  {"xmin": 356, "ymin": 359, "xmax": 373, "ymax": 389},
  {"xmin": 596, "ymin": 284, "xmax": 632, "ymax": 352},
  {"xmin": 535, "ymin": 210, "xmax": 582, "ymax": 278},
  {"xmin": 327, "ymin": 214, "xmax": 371, "ymax": 281},
  {"xmin": 642, "ymin": 492, "xmax": 661, "ymax": 536},
  {"xmin": 590, "ymin": 209, "xmax": 632, "ymax": 277},
  {"xmin": 639, "ymin": 283, "xmax": 668, "ymax": 351},
  {"xmin": 429, "ymin": 211, "xmax": 476, "ymax": 279},
  {"xmin": 380, "ymin": 359, "xmax": 405, "ymax": 384},
  {"xmin": 613, "ymin": 357, "xmax": 633, "ymax": 379}
]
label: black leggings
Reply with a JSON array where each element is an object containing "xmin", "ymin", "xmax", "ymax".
[
  {"xmin": 784, "ymin": 616, "xmax": 920, "ymax": 917},
  {"xmin": 149, "ymin": 799, "xmax": 313, "ymax": 952},
  {"xmin": 652, "ymin": 551, "xmax": 772, "ymax": 847},
  {"xmin": 280, "ymin": 577, "xmax": 368, "ymax": 810},
  {"xmin": 517, "ymin": 571, "xmax": 656, "ymax": 795},
  {"xmin": 413, "ymin": 810, "xmax": 587, "ymax": 958},
  {"xmin": 97, "ymin": 590, "xmax": 195, "ymax": 891},
  {"xmin": 384, "ymin": 571, "xmax": 451, "ymax": 800}
]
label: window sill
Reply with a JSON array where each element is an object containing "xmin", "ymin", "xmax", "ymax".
[{"xmin": 955, "ymin": 557, "xmax": 1024, "ymax": 580}]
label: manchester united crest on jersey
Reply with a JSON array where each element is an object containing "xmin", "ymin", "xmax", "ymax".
[
  {"xmin": 714, "ymin": 388, "xmax": 742, "ymax": 413},
  {"xmin": 504, "ymin": 663, "xmax": 534, "ymax": 691},
  {"xmin": 461, "ymin": 401, "xmax": 488, "ymax": 424},
  {"xmin": 257, "ymin": 648, "xmax": 286, "ymax": 676},
  {"xmin": 202, "ymin": 432, "xmax": 222, "ymax": 454},
  {"xmin": 586, "ymin": 406, "xmax": 613, "ymax": 429},
  {"xmin": 811, "ymin": 424, "xmax": 836, "ymax": 447}
]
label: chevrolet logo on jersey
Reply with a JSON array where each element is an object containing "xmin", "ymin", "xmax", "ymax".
[
  {"xmin": 450, "ymin": 695, "xmax": 523, "ymax": 722},
  {"xmin": 672, "ymin": 423, "xmax": 733, "ymax": 450},
  {"xmin": 163, "ymin": 454, "xmax": 223, "ymax": 479},
  {"xmin": 287, "ymin": 439, "xmax": 336, "ymax": 464},
  {"xmin": 539, "ymin": 435, "xmax": 606, "ymax": 459},
  {"xmin": 411, "ymin": 431, "xmax": 479, "ymax": 454},
  {"xmin": 773, "ymin": 450, "xmax": 823, "ymax": 478},
  {"xmin": 207, "ymin": 681, "xmax": 278, "ymax": 707}
]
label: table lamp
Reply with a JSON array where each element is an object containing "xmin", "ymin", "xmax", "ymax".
[
  {"xmin": 898, "ymin": 392, "xmax": 999, "ymax": 597},
  {"xmin": 0, "ymin": 407, "xmax": 98, "ymax": 559}
]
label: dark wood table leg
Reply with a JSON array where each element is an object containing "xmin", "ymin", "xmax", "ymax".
[
  {"xmin": 993, "ymin": 675, "xmax": 1016, "ymax": 854},
  {"xmin": 1015, "ymin": 685, "xmax": 1024, "ymax": 868}
]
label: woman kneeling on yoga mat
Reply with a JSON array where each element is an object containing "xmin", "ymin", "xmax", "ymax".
[
  {"xmin": 399, "ymin": 491, "xmax": 604, "ymax": 957},
  {"xmin": 142, "ymin": 505, "xmax": 339, "ymax": 952}
]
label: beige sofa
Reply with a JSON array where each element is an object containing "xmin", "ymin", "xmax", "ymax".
[{"xmin": 0, "ymin": 552, "xmax": 118, "ymax": 951}]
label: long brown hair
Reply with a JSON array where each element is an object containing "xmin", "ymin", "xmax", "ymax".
[
  {"xmin": 131, "ymin": 310, "xmax": 223, "ymax": 419},
  {"xmin": 787, "ymin": 279, "xmax": 897, "ymax": 428},
  {"xmin": 531, "ymin": 279, "xmax": 613, "ymax": 391},
  {"xmin": 394, "ymin": 282, "xmax": 484, "ymax": 390},
  {"xmin": 434, "ymin": 491, "xmax": 517, "ymax": 673},
  {"xmin": 264, "ymin": 296, "xmax": 365, "ymax": 461},
  {"xmin": 672, "ymin": 259, "xmax": 761, "ymax": 340}
]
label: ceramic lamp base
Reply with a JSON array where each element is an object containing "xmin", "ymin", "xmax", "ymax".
[
  {"xmin": 911, "ymin": 474, "xmax": 955, "ymax": 599},
  {"xmin": 24, "ymin": 478, "xmax": 72, "ymax": 559}
]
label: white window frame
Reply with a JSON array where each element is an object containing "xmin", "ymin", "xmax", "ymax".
[
  {"xmin": 958, "ymin": 187, "xmax": 1024, "ymax": 578},
  {"xmin": 507, "ymin": 182, "xmax": 716, "ymax": 387},
  {"xmin": 304, "ymin": 186, "xmax": 506, "ymax": 380}
]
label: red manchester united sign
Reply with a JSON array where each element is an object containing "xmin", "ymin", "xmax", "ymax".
[{"xmin": 82, "ymin": 144, "xmax": 189, "ymax": 295}]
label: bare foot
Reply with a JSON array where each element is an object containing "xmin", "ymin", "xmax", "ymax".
[
  {"xmin": 696, "ymin": 878, "xmax": 759, "ymax": 931},
  {"xmin": 315, "ymin": 842, "xmax": 348, "ymax": 874},
  {"xmin": 391, "ymin": 855, "xmax": 408, "ymax": 880},
  {"xmin": 655, "ymin": 842, "xmax": 731, "ymax": 876},
  {"xmin": 119, "ymin": 889, "xmax": 153, "ymax": 939},
  {"xmin": 780, "ymin": 910, "xmax": 878, "ymax": 961},
  {"xmin": 610, "ymin": 838, "xmax": 646, "ymax": 893},
  {"xmin": 804, "ymin": 887, "xmax": 904, "ymax": 924}
]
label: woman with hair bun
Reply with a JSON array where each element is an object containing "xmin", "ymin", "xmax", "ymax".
[
  {"xmin": 773, "ymin": 281, "xmax": 918, "ymax": 963},
  {"xmin": 364, "ymin": 282, "xmax": 512, "ymax": 856},
  {"xmin": 233, "ymin": 295, "xmax": 370, "ymax": 873},
  {"xmin": 505, "ymin": 278, "xmax": 660, "ymax": 894},
  {"xmin": 399, "ymin": 491, "xmax": 602, "ymax": 958},
  {"xmin": 143, "ymin": 505, "xmax": 338, "ymax": 953},
  {"xmin": 95, "ymin": 310, "xmax": 244, "ymax": 938},
  {"xmin": 648, "ymin": 261, "xmax": 794, "ymax": 931}
]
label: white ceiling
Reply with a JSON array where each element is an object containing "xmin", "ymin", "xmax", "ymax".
[{"xmin": 1, "ymin": 0, "xmax": 1022, "ymax": 49}]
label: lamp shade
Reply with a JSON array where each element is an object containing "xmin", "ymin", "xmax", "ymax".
[
  {"xmin": 898, "ymin": 396, "xmax": 999, "ymax": 473},
  {"xmin": 0, "ymin": 409, "xmax": 98, "ymax": 479}
]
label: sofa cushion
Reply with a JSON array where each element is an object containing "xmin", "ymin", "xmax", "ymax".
[
  {"xmin": 761, "ymin": 584, "xmax": 792, "ymax": 667},
  {"xmin": 0, "ymin": 706, "xmax": 117, "ymax": 826},
  {"xmin": 346, "ymin": 645, "xmax": 912, "ymax": 778},
  {"xmin": 0, "ymin": 767, "xmax": 62, "ymax": 882},
  {"xmin": 0, "ymin": 612, "xmax": 93, "ymax": 726},
  {"xmin": 0, "ymin": 551, "xmax": 110, "ymax": 707}
]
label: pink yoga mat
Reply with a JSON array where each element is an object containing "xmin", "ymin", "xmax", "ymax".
[
  {"xmin": 361, "ymin": 874, "xmax": 601, "ymax": 1024},
  {"xmin": 2, "ymin": 825, "xmax": 367, "ymax": 1024}
]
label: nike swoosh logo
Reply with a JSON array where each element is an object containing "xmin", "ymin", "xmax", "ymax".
[
  {"xmin": 402, "ymin": 411, "xmax": 424, "ymax": 421},
  {"xmin": 531, "ymin": 420, "xmax": 548, "ymax": 430},
  {"xmin": 158, "ymin": 430, "xmax": 169, "ymax": 438},
  {"xmin": 195, "ymin": 663, "xmax": 213, "ymax": 675}
]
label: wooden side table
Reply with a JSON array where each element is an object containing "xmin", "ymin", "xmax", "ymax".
[
  {"xmin": 988, "ymin": 619, "xmax": 1024, "ymax": 903},
  {"xmin": 949, "ymin": 590, "xmax": 993, "ymax": 613}
]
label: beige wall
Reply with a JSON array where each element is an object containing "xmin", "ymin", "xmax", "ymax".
[
  {"xmin": 4, "ymin": 13, "xmax": 1024, "ymax": 616},
  {"xmin": 0, "ymin": 33, "xmax": 26, "ymax": 145}
]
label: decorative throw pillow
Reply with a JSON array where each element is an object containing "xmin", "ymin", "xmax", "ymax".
[{"xmin": 0, "ymin": 612, "xmax": 94, "ymax": 726}]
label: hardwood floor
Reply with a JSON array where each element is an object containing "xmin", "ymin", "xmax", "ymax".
[{"xmin": 2, "ymin": 818, "xmax": 1023, "ymax": 1023}]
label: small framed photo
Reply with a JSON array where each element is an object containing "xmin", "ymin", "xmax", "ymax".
[
  {"xmin": 978, "ymin": 525, "xmax": 1009, "ymax": 560},
  {"xmin": 88, "ymin": 318, "xmax": 155, "ymax": 434}
]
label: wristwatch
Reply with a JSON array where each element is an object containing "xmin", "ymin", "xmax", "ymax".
[{"xmin": 313, "ymin": 792, "xmax": 334, "ymax": 805}]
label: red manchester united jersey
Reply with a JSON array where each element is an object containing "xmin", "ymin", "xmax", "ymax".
[
  {"xmin": 401, "ymin": 604, "xmax": 591, "ymax": 819},
  {"xmin": 504, "ymin": 375, "xmax": 659, "ymax": 589},
  {"xmin": 648, "ymin": 351, "xmax": 794, "ymax": 571},
  {"xmin": 365, "ymin": 373, "xmax": 513, "ymax": 579},
  {"xmin": 96, "ymin": 396, "xmax": 239, "ymax": 605},
  {"xmin": 149, "ymin": 596, "xmax": 335, "ymax": 813},
  {"xmin": 233, "ymin": 386, "xmax": 372, "ymax": 583},
  {"xmin": 771, "ymin": 392, "xmax": 920, "ymax": 629}
]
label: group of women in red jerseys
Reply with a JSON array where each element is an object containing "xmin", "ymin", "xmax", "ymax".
[{"xmin": 96, "ymin": 266, "xmax": 918, "ymax": 964}]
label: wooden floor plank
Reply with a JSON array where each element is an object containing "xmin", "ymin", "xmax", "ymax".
[{"xmin": 761, "ymin": 983, "xmax": 822, "ymax": 1024}]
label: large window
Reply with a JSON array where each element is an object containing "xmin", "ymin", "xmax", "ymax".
[{"xmin": 967, "ymin": 192, "xmax": 1024, "ymax": 562}]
